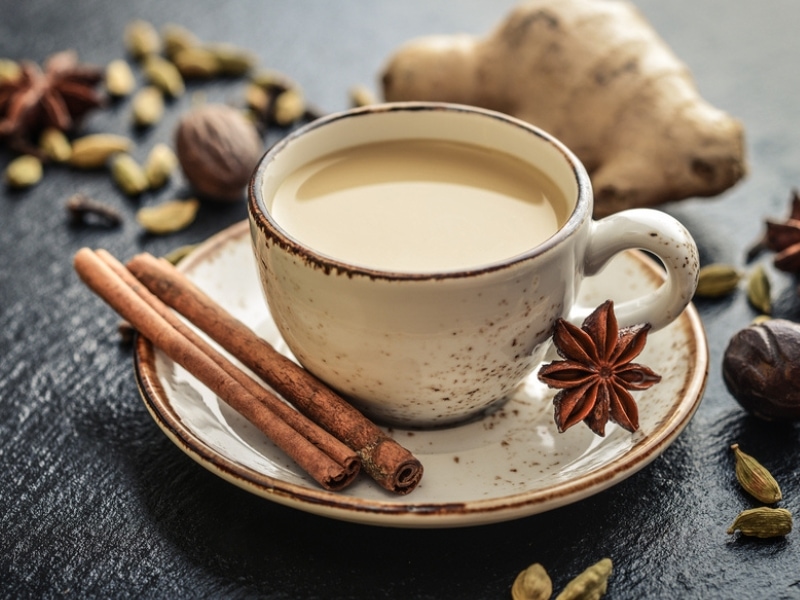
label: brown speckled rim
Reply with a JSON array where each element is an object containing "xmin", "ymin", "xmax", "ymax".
[
  {"xmin": 133, "ymin": 221, "xmax": 709, "ymax": 528},
  {"xmin": 247, "ymin": 102, "xmax": 593, "ymax": 280}
]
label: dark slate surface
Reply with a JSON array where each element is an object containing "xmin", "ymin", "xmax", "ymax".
[{"xmin": 1, "ymin": 1, "xmax": 799, "ymax": 598}]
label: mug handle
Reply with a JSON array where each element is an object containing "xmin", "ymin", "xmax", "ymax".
[{"xmin": 570, "ymin": 208, "xmax": 699, "ymax": 332}]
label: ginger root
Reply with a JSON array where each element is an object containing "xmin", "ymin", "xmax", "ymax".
[{"xmin": 381, "ymin": 0, "xmax": 746, "ymax": 216}]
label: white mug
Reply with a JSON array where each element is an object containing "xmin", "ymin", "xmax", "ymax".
[{"xmin": 248, "ymin": 102, "xmax": 698, "ymax": 427}]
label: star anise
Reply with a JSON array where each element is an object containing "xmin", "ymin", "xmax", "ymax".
[
  {"xmin": 538, "ymin": 300, "xmax": 661, "ymax": 436},
  {"xmin": 0, "ymin": 50, "xmax": 103, "ymax": 148},
  {"xmin": 762, "ymin": 189, "xmax": 800, "ymax": 273}
]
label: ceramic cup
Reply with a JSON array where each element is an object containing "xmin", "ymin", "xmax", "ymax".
[{"xmin": 248, "ymin": 102, "xmax": 699, "ymax": 427}]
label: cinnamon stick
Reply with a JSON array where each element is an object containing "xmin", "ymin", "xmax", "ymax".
[
  {"xmin": 126, "ymin": 252, "xmax": 424, "ymax": 494},
  {"xmin": 74, "ymin": 248, "xmax": 359, "ymax": 491}
]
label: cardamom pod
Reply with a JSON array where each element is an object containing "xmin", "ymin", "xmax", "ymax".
[
  {"xmin": 143, "ymin": 55, "xmax": 185, "ymax": 98},
  {"xmin": 273, "ymin": 88, "xmax": 305, "ymax": 126},
  {"xmin": 105, "ymin": 59, "xmax": 136, "ymax": 97},
  {"xmin": 70, "ymin": 134, "xmax": 133, "ymax": 169},
  {"xmin": 162, "ymin": 243, "xmax": 198, "ymax": 265},
  {"xmin": 727, "ymin": 507, "xmax": 792, "ymax": 538},
  {"xmin": 144, "ymin": 143, "xmax": 178, "ymax": 189},
  {"xmin": 172, "ymin": 47, "xmax": 220, "ymax": 79},
  {"xmin": 4, "ymin": 155, "xmax": 43, "ymax": 188},
  {"xmin": 206, "ymin": 43, "xmax": 256, "ymax": 76},
  {"xmin": 746, "ymin": 264, "xmax": 771, "ymax": 315},
  {"xmin": 124, "ymin": 19, "xmax": 162, "ymax": 60},
  {"xmin": 131, "ymin": 86, "xmax": 165, "ymax": 128},
  {"xmin": 0, "ymin": 58, "xmax": 21, "ymax": 84},
  {"xmin": 39, "ymin": 127, "xmax": 72, "ymax": 162},
  {"xmin": 511, "ymin": 563, "xmax": 552, "ymax": 600},
  {"xmin": 349, "ymin": 84, "xmax": 377, "ymax": 108},
  {"xmin": 245, "ymin": 82, "xmax": 270, "ymax": 114},
  {"xmin": 555, "ymin": 558, "xmax": 612, "ymax": 600},
  {"xmin": 731, "ymin": 443, "xmax": 782, "ymax": 503},
  {"xmin": 111, "ymin": 153, "xmax": 149, "ymax": 196},
  {"xmin": 162, "ymin": 23, "xmax": 200, "ymax": 58},
  {"xmin": 694, "ymin": 264, "xmax": 741, "ymax": 298},
  {"xmin": 136, "ymin": 198, "xmax": 200, "ymax": 234}
]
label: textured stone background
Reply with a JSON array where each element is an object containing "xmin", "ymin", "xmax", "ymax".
[{"xmin": 1, "ymin": 1, "xmax": 799, "ymax": 598}]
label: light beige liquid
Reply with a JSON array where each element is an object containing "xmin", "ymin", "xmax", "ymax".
[{"xmin": 271, "ymin": 139, "xmax": 570, "ymax": 272}]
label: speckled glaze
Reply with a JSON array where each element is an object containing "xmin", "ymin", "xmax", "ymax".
[
  {"xmin": 133, "ymin": 221, "xmax": 708, "ymax": 528},
  {"xmin": 248, "ymin": 102, "xmax": 699, "ymax": 427}
]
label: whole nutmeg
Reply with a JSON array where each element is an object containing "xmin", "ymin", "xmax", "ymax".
[
  {"xmin": 722, "ymin": 319, "xmax": 800, "ymax": 420},
  {"xmin": 174, "ymin": 104, "xmax": 263, "ymax": 202}
]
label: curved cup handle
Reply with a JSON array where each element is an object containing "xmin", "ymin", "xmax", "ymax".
[{"xmin": 569, "ymin": 208, "xmax": 699, "ymax": 332}]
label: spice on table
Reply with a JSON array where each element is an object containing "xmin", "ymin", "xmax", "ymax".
[
  {"xmin": 511, "ymin": 563, "xmax": 552, "ymax": 600},
  {"xmin": 142, "ymin": 55, "xmax": 185, "ymax": 98},
  {"xmin": 110, "ymin": 153, "xmax": 149, "ymax": 196},
  {"xmin": 144, "ymin": 143, "xmax": 178, "ymax": 189},
  {"xmin": 162, "ymin": 24, "xmax": 201, "ymax": 59},
  {"xmin": 727, "ymin": 507, "xmax": 793, "ymax": 538},
  {"xmin": 555, "ymin": 558, "xmax": 613, "ymax": 600},
  {"xmin": 694, "ymin": 263, "xmax": 741, "ymax": 298},
  {"xmin": 125, "ymin": 252, "xmax": 424, "ymax": 494},
  {"xmin": 174, "ymin": 103, "xmax": 263, "ymax": 202},
  {"xmin": 538, "ymin": 300, "xmax": 661, "ymax": 436},
  {"xmin": 4, "ymin": 154, "xmax": 42, "ymax": 188},
  {"xmin": 136, "ymin": 198, "xmax": 199, "ymax": 234},
  {"xmin": 70, "ymin": 133, "xmax": 133, "ymax": 169},
  {"xmin": 104, "ymin": 59, "xmax": 136, "ymax": 98},
  {"xmin": 758, "ymin": 189, "xmax": 800, "ymax": 273},
  {"xmin": 131, "ymin": 85, "xmax": 164, "ymax": 128},
  {"xmin": 65, "ymin": 193, "xmax": 122, "ymax": 227},
  {"xmin": 0, "ymin": 50, "xmax": 103, "ymax": 147},
  {"xmin": 745, "ymin": 264, "xmax": 771, "ymax": 315},
  {"xmin": 0, "ymin": 58, "xmax": 20, "ymax": 83},
  {"xmin": 206, "ymin": 43, "xmax": 256, "ymax": 76},
  {"xmin": 124, "ymin": 19, "xmax": 162, "ymax": 60},
  {"xmin": 730, "ymin": 443, "xmax": 782, "ymax": 504},
  {"xmin": 39, "ymin": 127, "xmax": 72, "ymax": 162},
  {"xmin": 722, "ymin": 319, "xmax": 800, "ymax": 420},
  {"xmin": 73, "ymin": 248, "xmax": 360, "ymax": 491}
]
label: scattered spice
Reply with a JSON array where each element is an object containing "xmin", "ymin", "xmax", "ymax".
[
  {"xmin": 727, "ymin": 507, "xmax": 793, "ymax": 538},
  {"xmin": 538, "ymin": 300, "xmax": 661, "ymax": 436},
  {"xmin": 39, "ymin": 127, "xmax": 72, "ymax": 162},
  {"xmin": 0, "ymin": 59, "xmax": 20, "ymax": 84},
  {"xmin": 136, "ymin": 198, "xmax": 200, "ymax": 234},
  {"xmin": 172, "ymin": 46, "xmax": 220, "ymax": 79},
  {"xmin": 349, "ymin": 84, "xmax": 377, "ymax": 108},
  {"xmin": 555, "ymin": 558, "xmax": 613, "ymax": 600},
  {"xmin": 105, "ymin": 59, "xmax": 136, "ymax": 97},
  {"xmin": 694, "ymin": 263, "xmax": 741, "ymax": 298},
  {"xmin": 745, "ymin": 264, "xmax": 771, "ymax": 314},
  {"xmin": 759, "ymin": 189, "xmax": 800, "ymax": 273},
  {"xmin": 731, "ymin": 444, "xmax": 782, "ymax": 504},
  {"xmin": 722, "ymin": 319, "xmax": 800, "ymax": 421},
  {"xmin": 161, "ymin": 24, "xmax": 200, "ymax": 59},
  {"xmin": 4, "ymin": 154, "xmax": 42, "ymax": 188},
  {"xmin": 142, "ymin": 55, "xmax": 185, "ymax": 98},
  {"xmin": 511, "ymin": 563, "xmax": 552, "ymax": 600},
  {"xmin": 143, "ymin": 142, "xmax": 177, "ymax": 189},
  {"xmin": 174, "ymin": 103, "xmax": 262, "ymax": 202},
  {"xmin": 70, "ymin": 133, "xmax": 133, "ymax": 169},
  {"xmin": 0, "ymin": 50, "xmax": 103, "ymax": 148},
  {"xmin": 124, "ymin": 19, "xmax": 162, "ymax": 60},
  {"xmin": 65, "ymin": 192, "xmax": 122, "ymax": 227},
  {"xmin": 131, "ymin": 85, "xmax": 164, "ymax": 128},
  {"xmin": 110, "ymin": 153, "xmax": 149, "ymax": 196}
]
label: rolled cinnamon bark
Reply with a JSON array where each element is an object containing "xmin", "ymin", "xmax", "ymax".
[
  {"xmin": 74, "ymin": 248, "xmax": 359, "ymax": 491},
  {"xmin": 127, "ymin": 252, "xmax": 424, "ymax": 494}
]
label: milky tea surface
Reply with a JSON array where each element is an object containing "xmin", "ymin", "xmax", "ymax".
[{"xmin": 271, "ymin": 139, "xmax": 570, "ymax": 272}]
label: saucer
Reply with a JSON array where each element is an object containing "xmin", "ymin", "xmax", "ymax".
[{"xmin": 134, "ymin": 220, "xmax": 708, "ymax": 528}]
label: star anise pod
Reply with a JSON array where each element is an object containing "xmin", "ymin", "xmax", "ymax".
[
  {"xmin": 762, "ymin": 190, "xmax": 800, "ymax": 273},
  {"xmin": 0, "ymin": 50, "xmax": 103, "ymax": 148},
  {"xmin": 538, "ymin": 300, "xmax": 661, "ymax": 436}
]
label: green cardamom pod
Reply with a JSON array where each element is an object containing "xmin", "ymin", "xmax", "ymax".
[
  {"xmin": 555, "ymin": 558, "xmax": 612, "ymax": 600},
  {"xmin": 70, "ymin": 134, "xmax": 133, "ymax": 169},
  {"xmin": 111, "ymin": 153, "xmax": 149, "ymax": 196},
  {"xmin": 124, "ymin": 19, "xmax": 161, "ymax": 60},
  {"xmin": 731, "ymin": 443, "xmax": 782, "ymax": 503},
  {"xmin": 206, "ymin": 43, "xmax": 256, "ymax": 76},
  {"xmin": 131, "ymin": 85, "xmax": 165, "ymax": 128},
  {"xmin": 39, "ymin": 127, "xmax": 72, "ymax": 163},
  {"xmin": 273, "ymin": 88, "xmax": 305, "ymax": 126},
  {"xmin": 4, "ymin": 155, "xmax": 43, "ymax": 188},
  {"xmin": 172, "ymin": 47, "xmax": 220, "ymax": 79},
  {"xmin": 694, "ymin": 264, "xmax": 741, "ymax": 298},
  {"xmin": 105, "ymin": 59, "xmax": 136, "ymax": 97},
  {"xmin": 727, "ymin": 507, "xmax": 792, "ymax": 538},
  {"xmin": 143, "ymin": 55, "xmax": 185, "ymax": 98},
  {"xmin": 162, "ymin": 23, "xmax": 200, "ymax": 58},
  {"xmin": 136, "ymin": 198, "xmax": 200, "ymax": 234},
  {"xmin": 511, "ymin": 563, "xmax": 552, "ymax": 600},
  {"xmin": 0, "ymin": 58, "xmax": 21, "ymax": 84},
  {"xmin": 746, "ymin": 264, "xmax": 771, "ymax": 315},
  {"xmin": 144, "ymin": 143, "xmax": 178, "ymax": 189}
]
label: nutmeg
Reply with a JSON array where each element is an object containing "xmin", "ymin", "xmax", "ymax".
[
  {"xmin": 174, "ymin": 104, "xmax": 263, "ymax": 202},
  {"xmin": 722, "ymin": 319, "xmax": 800, "ymax": 420}
]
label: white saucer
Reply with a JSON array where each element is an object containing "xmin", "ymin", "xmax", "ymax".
[{"xmin": 134, "ymin": 220, "xmax": 708, "ymax": 528}]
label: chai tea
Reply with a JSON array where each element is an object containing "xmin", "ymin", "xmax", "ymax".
[{"xmin": 270, "ymin": 139, "xmax": 571, "ymax": 272}]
